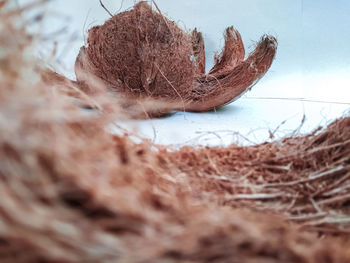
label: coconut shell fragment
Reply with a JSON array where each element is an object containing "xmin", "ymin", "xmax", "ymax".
[{"xmin": 76, "ymin": 1, "xmax": 277, "ymax": 114}]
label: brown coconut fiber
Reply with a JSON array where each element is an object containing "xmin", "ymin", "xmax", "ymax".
[
  {"xmin": 1, "ymin": 1, "xmax": 350, "ymax": 263},
  {"xmin": 75, "ymin": 1, "xmax": 277, "ymax": 115}
]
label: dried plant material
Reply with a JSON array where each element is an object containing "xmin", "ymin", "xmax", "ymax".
[
  {"xmin": 1, "ymin": 2, "xmax": 350, "ymax": 263},
  {"xmin": 75, "ymin": 1, "xmax": 277, "ymax": 114},
  {"xmin": 165, "ymin": 117, "xmax": 350, "ymax": 234}
]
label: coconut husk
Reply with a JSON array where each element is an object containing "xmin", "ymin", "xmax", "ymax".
[
  {"xmin": 75, "ymin": 1, "xmax": 277, "ymax": 115},
  {"xmin": 1, "ymin": 2, "xmax": 350, "ymax": 263}
]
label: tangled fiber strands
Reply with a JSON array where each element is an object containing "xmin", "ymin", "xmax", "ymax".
[
  {"xmin": 164, "ymin": 116, "xmax": 350, "ymax": 234},
  {"xmin": 1, "ymin": 2, "xmax": 350, "ymax": 263},
  {"xmin": 75, "ymin": 1, "xmax": 277, "ymax": 114}
]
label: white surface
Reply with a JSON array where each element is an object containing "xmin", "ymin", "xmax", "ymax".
[
  {"xmin": 17, "ymin": 0, "xmax": 350, "ymax": 146},
  {"xmin": 120, "ymin": 99, "xmax": 349, "ymax": 146}
]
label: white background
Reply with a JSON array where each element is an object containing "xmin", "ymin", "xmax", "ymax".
[{"xmin": 16, "ymin": 0, "xmax": 350, "ymax": 146}]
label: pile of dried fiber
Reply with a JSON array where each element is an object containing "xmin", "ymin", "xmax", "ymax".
[
  {"xmin": 0, "ymin": 2, "xmax": 350, "ymax": 263},
  {"xmin": 164, "ymin": 116, "xmax": 350, "ymax": 235}
]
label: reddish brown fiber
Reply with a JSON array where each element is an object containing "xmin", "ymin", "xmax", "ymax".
[
  {"xmin": 1, "ymin": 2, "xmax": 350, "ymax": 262},
  {"xmin": 75, "ymin": 1, "xmax": 277, "ymax": 113}
]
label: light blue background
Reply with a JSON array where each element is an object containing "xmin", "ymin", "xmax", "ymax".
[{"xmin": 15, "ymin": 0, "xmax": 350, "ymax": 145}]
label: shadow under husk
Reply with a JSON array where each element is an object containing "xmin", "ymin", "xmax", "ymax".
[{"xmin": 0, "ymin": 2, "xmax": 350, "ymax": 263}]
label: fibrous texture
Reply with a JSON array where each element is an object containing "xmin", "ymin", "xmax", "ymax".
[
  {"xmin": 165, "ymin": 117, "xmax": 350, "ymax": 234},
  {"xmin": 75, "ymin": 1, "xmax": 277, "ymax": 114},
  {"xmin": 1, "ymin": 2, "xmax": 350, "ymax": 263}
]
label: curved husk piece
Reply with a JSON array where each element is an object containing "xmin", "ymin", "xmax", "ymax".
[
  {"xmin": 209, "ymin": 26, "xmax": 245, "ymax": 75},
  {"xmin": 191, "ymin": 28, "xmax": 206, "ymax": 75},
  {"xmin": 185, "ymin": 35, "xmax": 277, "ymax": 112}
]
